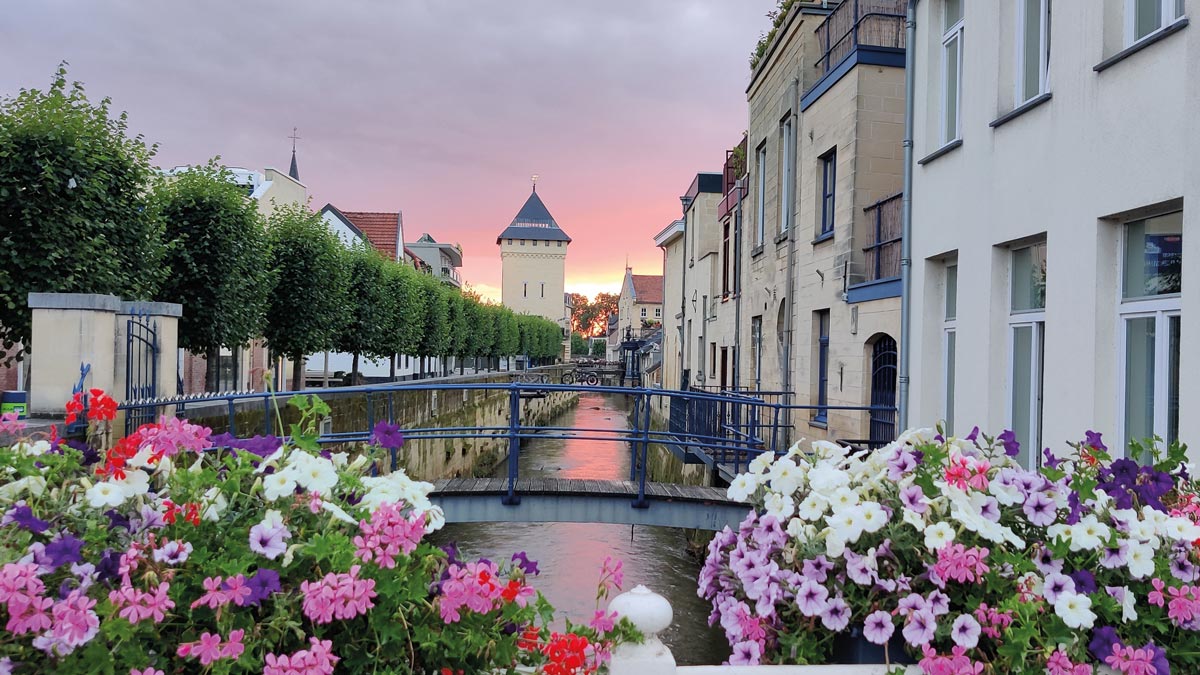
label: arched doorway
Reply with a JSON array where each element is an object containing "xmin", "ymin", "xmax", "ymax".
[{"xmin": 869, "ymin": 335, "xmax": 898, "ymax": 446}]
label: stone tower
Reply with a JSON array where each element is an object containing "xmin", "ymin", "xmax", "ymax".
[{"xmin": 497, "ymin": 186, "xmax": 570, "ymax": 325}]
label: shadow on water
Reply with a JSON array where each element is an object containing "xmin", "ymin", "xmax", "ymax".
[{"xmin": 433, "ymin": 390, "xmax": 729, "ymax": 666}]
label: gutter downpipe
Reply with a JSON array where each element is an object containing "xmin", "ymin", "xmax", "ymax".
[
  {"xmin": 782, "ymin": 77, "xmax": 801, "ymax": 441},
  {"xmin": 679, "ymin": 199, "xmax": 692, "ymax": 390},
  {"xmin": 898, "ymin": 0, "xmax": 919, "ymax": 430}
]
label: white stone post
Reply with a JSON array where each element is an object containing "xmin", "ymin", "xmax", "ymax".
[
  {"xmin": 608, "ymin": 585, "xmax": 676, "ymax": 675},
  {"xmin": 27, "ymin": 293, "xmax": 121, "ymax": 415}
]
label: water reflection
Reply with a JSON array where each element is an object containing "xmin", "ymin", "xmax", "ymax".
[{"xmin": 434, "ymin": 391, "xmax": 728, "ymax": 665}]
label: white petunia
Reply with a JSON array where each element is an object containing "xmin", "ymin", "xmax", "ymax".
[
  {"xmin": 1126, "ymin": 543, "xmax": 1155, "ymax": 579},
  {"xmin": 1069, "ymin": 515, "xmax": 1110, "ymax": 552},
  {"xmin": 1164, "ymin": 517, "xmax": 1200, "ymax": 542},
  {"xmin": 421, "ymin": 505, "xmax": 445, "ymax": 533},
  {"xmin": 988, "ymin": 478, "xmax": 1022, "ymax": 507},
  {"xmin": 321, "ymin": 500, "xmax": 356, "ymax": 524},
  {"xmin": 727, "ymin": 473, "xmax": 761, "ymax": 502},
  {"xmin": 923, "ymin": 521, "xmax": 956, "ymax": 551},
  {"xmin": 768, "ymin": 457, "xmax": 802, "ymax": 495},
  {"xmin": 902, "ymin": 507, "xmax": 927, "ymax": 532},
  {"xmin": 13, "ymin": 440, "xmax": 51, "ymax": 457},
  {"xmin": 283, "ymin": 452, "xmax": 339, "ymax": 495},
  {"xmin": 200, "ymin": 487, "xmax": 227, "ymax": 521},
  {"xmin": 830, "ymin": 487, "xmax": 861, "ymax": 510},
  {"xmin": 1054, "ymin": 592, "xmax": 1096, "ymax": 629},
  {"xmin": 113, "ymin": 469, "xmax": 150, "ymax": 498},
  {"xmin": 747, "ymin": 452, "xmax": 774, "ymax": 475},
  {"xmin": 263, "ymin": 473, "xmax": 298, "ymax": 502},
  {"xmin": 764, "ymin": 492, "xmax": 795, "ymax": 520},
  {"xmin": 86, "ymin": 481, "xmax": 126, "ymax": 509},
  {"xmin": 858, "ymin": 502, "xmax": 888, "ymax": 534},
  {"xmin": 329, "ymin": 452, "xmax": 349, "ymax": 468},
  {"xmin": 796, "ymin": 494, "xmax": 827, "ymax": 521},
  {"xmin": 827, "ymin": 506, "xmax": 865, "ymax": 544},
  {"xmin": 808, "ymin": 463, "xmax": 849, "ymax": 495}
]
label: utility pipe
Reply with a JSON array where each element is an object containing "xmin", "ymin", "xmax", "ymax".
[{"xmin": 898, "ymin": 0, "xmax": 919, "ymax": 429}]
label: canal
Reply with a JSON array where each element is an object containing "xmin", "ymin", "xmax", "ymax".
[{"xmin": 434, "ymin": 390, "xmax": 728, "ymax": 665}]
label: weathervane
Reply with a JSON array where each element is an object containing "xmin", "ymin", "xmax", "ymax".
[
  {"xmin": 531, "ymin": 173, "xmax": 539, "ymax": 192},
  {"xmin": 289, "ymin": 127, "xmax": 301, "ymax": 152}
]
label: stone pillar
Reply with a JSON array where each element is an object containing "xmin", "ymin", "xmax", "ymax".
[
  {"xmin": 27, "ymin": 293, "xmax": 121, "ymax": 415},
  {"xmin": 115, "ymin": 301, "xmax": 182, "ymax": 402},
  {"xmin": 608, "ymin": 585, "xmax": 676, "ymax": 675}
]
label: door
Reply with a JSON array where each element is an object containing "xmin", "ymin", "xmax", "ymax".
[{"xmin": 869, "ymin": 335, "xmax": 898, "ymax": 447}]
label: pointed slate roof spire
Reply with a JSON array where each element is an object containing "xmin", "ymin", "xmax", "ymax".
[
  {"xmin": 497, "ymin": 188, "xmax": 571, "ymax": 244},
  {"xmin": 288, "ymin": 127, "xmax": 301, "ymax": 181}
]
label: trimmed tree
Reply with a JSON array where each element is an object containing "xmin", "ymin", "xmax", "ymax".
[
  {"xmin": 590, "ymin": 339, "xmax": 606, "ymax": 358},
  {"xmin": 153, "ymin": 161, "xmax": 270, "ymax": 390},
  {"xmin": 0, "ymin": 65, "xmax": 164, "ymax": 358},
  {"xmin": 570, "ymin": 332, "xmax": 588, "ymax": 359},
  {"xmin": 415, "ymin": 275, "xmax": 449, "ymax": 378},
  {"xmin": 383, "ymin": 262, "xmax": 425, "ymax": 379},
  {"xmin": 263, "ymin": 203, "xmax": 348, "ymax": 390},
  {"xmin": 334, "ymin": 243, "xmax": 393, "ymax": 382}
]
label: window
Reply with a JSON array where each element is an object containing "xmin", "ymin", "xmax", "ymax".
[
  {"xmin": 557, "ymin": 241, "xmax": 563, "ymax": 247},
  {"xmin": 640, "ymin": 307, "xmax": 647, "ymax": 318},
  {"xmin": 1120, "ymin": 211, "xmax": 1182, "ymax": 450},
  {"xmin": 755, "ymin": 143, "xmax": 767, "ymax": 246},
  {"xmin": 540, "ymin": 282, "xmax": 545, "ymax": 298},
  {"xmin": 819, "ymin": 148, "xmax": 837, "ymax": 237},
  {"xmin": 814, "ymin": 311, "xmax": 830, "ymax": 423},
  {"xmin": 1008, "ymin": 242, "xmax": 1046, "ymax": 468},
  {"xmin": 943, "ymin": 263, "xmax": 958, "ymax": 435},
  {"xmin": 523, "ymin": 282, "xmax": 527, "ymax": 298},
  {"xmin": 750, "ymin": 316, "xmax": 763, "ymax": 387},
  {"xmin": 722, "ymin": 222, "xmax": 731, "ymax": 295},
  {"xmin": 710, "ymin": 342, "xmax": 717, "ymax": 378},
  {"xmin": 532, "ymin": 240, "xmax": 538, "ymax": 246},
  {"xmin": 520, "ymin": 239, "xmax": 526, "ymax": 246},
  {"xmin": 779, "ymin": 117, "xmax": 794, "ymax": 234},
  {"xmin": 1017, "ymin": 0, "xmax": 1050, "ymax": 104},
  {"xmin": 655, "ymin": 307, "xmax": 661, "ymax": 318},
  {"xmin": 507, "ymin": 239, "xmax": 512, "ymax": 244},
  {"xmin": 941, "ymin": 0, "xmax": 965, "ymax": 144},
  {"xmin": 1128, "ymin": 0, "xmax": 1186, "ymax": 44}
]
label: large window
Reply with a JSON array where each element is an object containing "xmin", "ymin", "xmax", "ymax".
[
  {"xmin": 755, "ymin": 143, "xmax": 767, "ymax": 246},
  {"xmin": 1128, "ymin": 0, "xmax": 1186, "ymax": 45},
  {"xmin": 779, "ymin": 118, "xmax": 794, "ymax": 234},
  {"xmin": 814, "ymin": 310, "xmax": 830, "ymax": 424},
  {"xmin": 1121, "ymin": 211, "xmax": 1182, "ymax": 450},
  {"xmin": 819, "ymin": 148, "xmax": 836, "ymax": 237},
  {"xmin": 722, "ymin": 222, "xmax": 731, "ymax": 295},
  {"xmin": 943, "ymin": 263, "xmax": 958, "ymax": 435},
  {"xmin": 1017, "ymin": 0, "xmax": 1050, "ymax": 104},
  {"xmin": 941, "ymin": 0, "xmax": 964, "ymax": 144},
  {"xmin": 1008, "ymin": 242, "xmax": 1046, "ymax": 468}
]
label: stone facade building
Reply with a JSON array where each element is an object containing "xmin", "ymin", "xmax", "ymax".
[
  {"xmin": 498, "ymin": 187, "xmax": 572, "ymax": 359},
  {"xmin": 610, "ymin": 269, "xmax": 664, "ymax": 361},
  {"xmin": 907, "ymin": 0, "xmax": 1200, "ymax": 460}
]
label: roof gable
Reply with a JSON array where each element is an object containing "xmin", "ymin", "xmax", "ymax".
[
  {"xmin": 497, "ymin": 189, "xmax": 571, "ymax": 243},
  {"xmin": 338, "ymin": 210, "xmax": 401, "ymax": 260},
  {"xmin": 631, "ymin": 274, "xmax": 664, "ymax": 305}
]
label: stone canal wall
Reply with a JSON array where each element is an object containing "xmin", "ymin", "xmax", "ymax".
[
  {"xmin": 644, "ymin": 408, "xmax": 712, "ymax": 487},
  {"xmin": 179, "ymin": 367, "xmax": 578, "ymax": 482}
]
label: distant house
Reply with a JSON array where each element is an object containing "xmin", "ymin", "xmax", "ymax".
[
  {"xmin": 610, "ymin": 268, "xmax": 663, "ymax": 361},
  {"xmin": 406, "ymin": 233, "xmax": 464, "ymax": 287}
]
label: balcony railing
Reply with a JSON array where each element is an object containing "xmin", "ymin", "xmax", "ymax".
[
  {"xmin": 816, "ymin": 0, "xmax": 907, "ymax": 75},
  {"xmin": 439, "ymin": 266, "xmax": 462, "ymax": 285},
  {"xmin": 862, "ymin": 192, "xmax": 902, "ymax": 282}
]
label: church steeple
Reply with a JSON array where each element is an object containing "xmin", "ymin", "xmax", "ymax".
[{"xmin": 288, "ymin": 127, "xmax": 301, "ymax": 181}]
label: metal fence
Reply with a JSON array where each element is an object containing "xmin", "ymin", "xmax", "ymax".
[
  {"xmin": 862, "ymin": 192, "xmax": 903, "ymax": 282},
  {"xmin": 816, "ymin": 0, "xmax": 907, "ymax": 74}
]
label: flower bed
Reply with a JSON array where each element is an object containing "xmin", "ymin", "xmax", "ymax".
[
  {"xmin": 700, "ymin": 427, "xmax": 1198, "ymax": 674},
  {"xmin": 0, "ymin": 393, "xmax": 637, "ymax": 674}
]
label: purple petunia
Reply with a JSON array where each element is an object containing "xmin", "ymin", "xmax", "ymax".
[
  {"xmin": 249, "ymin": 520, "xmax": 291, "ymax": 560},
  {"xmin": 2, "ymin": 503, "xmax": 49, "ymax": 534},
  {"xmin": 795, "ymin": 578, "xmax": 829, "ymax": 617},
  {"xmin": 1042, "ymin": 573, "xmax": 1076, "ymax": 604},
  {"xmin": 820, "ymin": 596, "xmax": 851, "ymax": 632},
  {"xmin": 370, "ymin": 421, "xmax": 405, "ymax": 450},
  {"xmin": 951, "ymin": 613, "xmax": 981, "ymax": 649},
  {"xmin": 1069, "ymin": 569, "xmax": 1098, "ymax": 595},
  {"xmin": 900, "ymin": 485, "xmax": 927, "ymax": 514},
  {"xmin": 44, "ymin": 533, "xmax": 84, "ymax": 570},
  {"xmin": 997, "ymin": 429, "xmax": 1021, "ymax": 457},
  {"xmin": 1042, "ymin": 447, "xmax": 1063, "ymax": 470},
  {"xmin": 1084, "ymin": 430, "xmax": 1107, "ymax": 452},
  {"xmin": 512, "ymin": 551, "xmax": 540, "ymax": 576},
  {"xmin": 729, "ymin": 640, "xmax": 762, "ymax": 666},
  {"xmin": 152, "ymin": 540, "xmax": 192, "ymax": 566},
  {"xmin": 1023, "ymin": 492, "xmax": 1057, "ymax": 527},
  {"xmin": 802, "ymin": 556, "xmax": 833, "ymax": 584},
  {"xmin": 1088, "ymin": 625, "xmax": 1120, "ymax": 662},
  {"xmin": 1100, "ymin": 541, "xmax": 1129, "ymax": 569},
  {"xmin": 965, "ymin": 426, "xmax": 980, "ymax": 442},
  {"xmin": 244, "ymin": 568, "xmax": 282, "ymax": 606},
  {"xmin": 902, "ymin": 608, "xmax": 937, "ymax": 647},
  {"xmin": 863, "ymin": 610, "xmax": 895, "ymax": 645}
]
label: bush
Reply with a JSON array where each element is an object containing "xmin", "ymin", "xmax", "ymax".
[{"xmin": 702, "ymin": 428, "xmax": 1198, "ymax": 672}]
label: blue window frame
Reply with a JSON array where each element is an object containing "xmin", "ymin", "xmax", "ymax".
[
  {"xmin": 820, "ymin": 149, "xmax": 837, "ymax": 236},
  {"xmin": 815, "ymin": 310, "xmax": 830, "ymax": 423}
]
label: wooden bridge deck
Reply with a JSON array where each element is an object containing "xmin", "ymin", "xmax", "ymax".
[{"xmin": 428, "ymin": 478, "xmax": 749, "ymax": 530}]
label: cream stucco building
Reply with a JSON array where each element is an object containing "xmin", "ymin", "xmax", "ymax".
[
  {"xmin": 734, "ymin": 0, "xmax": 907, "ymax": 446},
  {"xmin": 907, "ymin": 0, "xmax": 1200, "ymax": 461},
  {"xmin": 610, "ymin": 269, "xmax": 664, "ymax": 361}
]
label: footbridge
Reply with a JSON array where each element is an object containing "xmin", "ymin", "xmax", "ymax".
[{"xmin": 117, "ymin": 372, "xmax": 893, "ymax": 531}]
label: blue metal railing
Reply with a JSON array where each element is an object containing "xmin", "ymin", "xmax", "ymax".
[{"xmin": 117, "ymin": 379, "xmax": 896, "ymax": 508}]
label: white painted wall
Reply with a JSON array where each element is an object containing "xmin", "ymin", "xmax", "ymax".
[{"xmin": 909, "ymin": 1, "xmax": 1200, "ymax": 454}]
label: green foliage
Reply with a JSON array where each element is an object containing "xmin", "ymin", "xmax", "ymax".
[
  {"xmin": 334, "ymin": 243, "xmax": 394, "ymax": 368},
  {"xmin": 153, "ymin": 160, "xmax": 270, "ymax": 357},
  {"xmin": 570, "ymin": 332, "xmax": 587, "ymax": 356},
  {"xmin": 0, "ymin": 64, "xmax": 164, "ymax": 354},
  {"xmin": 571, "ymin": 291, "xmax": 619, "ymax": 338},
  {"xmin": 263, "ymin": 202, "xmax": 348, "ymax": 362},
  {"xmin": 750, "ymin": 0, "xmax": 801, "ymax": 70},
  {"xmin": 415, "ymin": 275, "xmax": 449, "ymax": 359},
  {"xmin": 384, "ymin": 262, "xmax": 425, "ymax": 358},
  {"xmin": 590, "ymin": 339, "xmax": 606, "ymax": 358}
]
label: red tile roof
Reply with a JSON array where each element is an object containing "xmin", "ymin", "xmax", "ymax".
[
  {"xmin": 631, "ymin": 274, "xmax": 664, "ymax": 305},
  {"xmin": 339, "ymin": 211, "xmax": 401, "ymax": 260}
]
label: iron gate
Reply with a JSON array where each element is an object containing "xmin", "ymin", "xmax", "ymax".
[
  {"xmin": 124, "ymin": 312, "xmax": 160, "ymax": 434},
  {"xmin": 869, "ymin": 335, "xmax": 898, "ymax": 445}
]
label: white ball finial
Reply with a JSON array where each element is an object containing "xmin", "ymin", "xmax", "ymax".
[{"xmin": 607, "ymin": 585, "xmax": 676, "ymax": 675}]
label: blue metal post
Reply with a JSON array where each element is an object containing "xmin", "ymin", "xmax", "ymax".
[
  {"xmin": 366, "ymin": 393, "xmax": 375, "ymax": 434},
  {"xmin": 227, "ymin": 399, "xmax": 237, "ymax": 437},
  {"xmin": 629, "ymin": 395, "xmax": 640, "ymax": 482},
  {"xmin": 502, "ymin": 383, "xmax": 521, "ymax": 505},
  {"xmin": 263, "ymin": 397, "xmax": 271, "ymax": 436},
  {"xmin": 634, "ymin": 389, "xmax": 652, "ymax": 509}
]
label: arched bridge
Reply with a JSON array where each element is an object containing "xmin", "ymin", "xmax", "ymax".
[{"xmin": 117, "ymin": 370, "xmax": 893, "ymax": 530}]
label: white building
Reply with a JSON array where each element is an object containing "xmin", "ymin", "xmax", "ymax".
[{"xmin": 908, "ymin": 0, "xmax": 1199, "ymax": 460}]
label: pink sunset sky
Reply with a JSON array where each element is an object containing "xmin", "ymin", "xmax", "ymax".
[{"xmin": 2, "ymin": 0, "xmax": 775, "ymax": 302}]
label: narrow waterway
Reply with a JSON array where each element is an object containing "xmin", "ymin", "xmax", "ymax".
[{"xmin": 434, "ymin": 391, "xmax": 728, "ymax": 665}]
